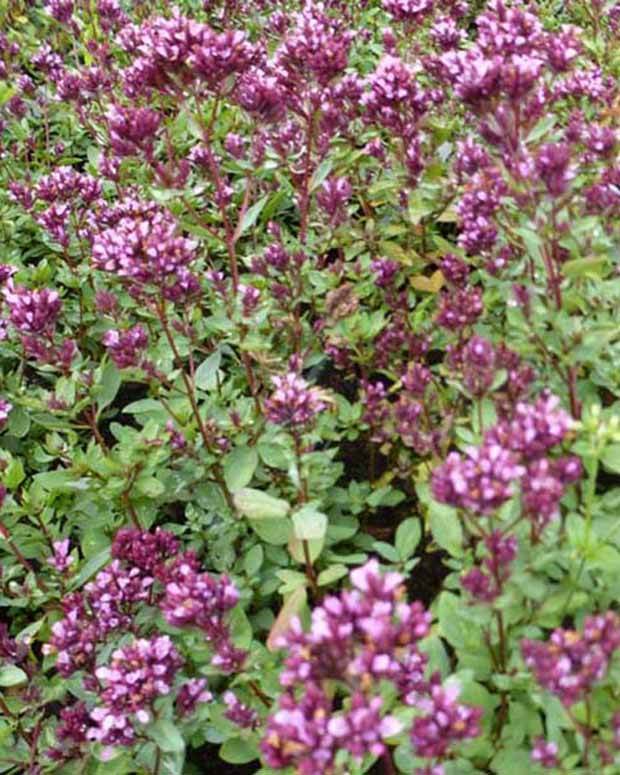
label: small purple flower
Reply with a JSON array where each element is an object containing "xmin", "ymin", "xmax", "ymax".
[
  {"xmin": 371, "ymin": 258, "xmax": 400, "ymax": 288},
  {"xmin": 264, "ymin": 372, "xmax": 328, "ymax": 427},
  {"xmin": 485, "ymin": 393, "xmax": 573, "ymax": 461},
  {"xmin": 522, "ymin": 612, "xmax": 620, "ymax": 706},
  {"xmin": 411, "ymin": 681, "xmax": 482, "ymax": 759},
  {"xmin": 103, "ymin": 326, "xmax": 148, "ymax": 369},
  {"xmin": 436, "ymin": 286, "xmax": 483, "ymax": 330},
  {"xmin": 3, "ymin": 283, "xmax": 61, "ymax": 335},
  {"xmin": 176, "ymin": 678, "xmax": 212, "ymax": 716},
  {"xmin": 316, "ymin": 177, "xmax": 352, "ymax": 226},
  {"xmin": 107, "ymin": 104, "xmax": 162, "ymax": 157},
  {"xmin": 45, "ymin": 0, "xmax": 73, "ymax": 23},
  {"xmin": 531, "ymin": 737, "xmax": 559, "ymax": 768},
  {"xmin": 93, "ymin": 635, "xmax": 183, "ymax": 726},
  {"xmin": 431, "ymin": 443, "xmax": 524, "ymax": 515},
  {"xmin": 48, "ymin": 539, "xmax": 72, "ymax": 573},
  {"xmin": 47, "ymin": 701, "xmax": 91, "ymax": 761},
  {"xmin": 0, "ymin": 399, "xmax": 12, "ymax": 430},
  {"xmin": 111, "ymin": 527, "xmax": 179, "ymax": 574},
  {"xmin": 327, "ymin": 693, "xmax": 402, "ymax": 759},
  {"xmin": 382, "ymin": 0, "xmax": 434, "ymax": 24},
  {"xmin": 223, "ymin": 690, "xmax": 258, "ymax": 729},
  {"xmin": 535, "ymin": 143, "xmax": 574, "ymax": 197}
]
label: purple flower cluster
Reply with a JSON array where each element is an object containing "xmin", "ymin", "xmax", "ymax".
[
  {"xmin": 461, "ymin": 530, "xmax": 518, "ymax": 601},
  {"xmin": 262, "ymin": 560, "xmax": 481, "ymax": 772},
  {"xmin": 522, "ymin": 612, "xmax": 620, "ymax": 706},
  {"xmin": 111, "ymin": 527, "xmax": 179, "ymax": 572},
  {"xmin": 92, "ymin": 208, "xmax": 199, "ymax": 301},
  {"xmin": 383, "ymin": 0, "xmax": 434, "ymax": 24},
  {"xmin": 432, "ymin": 392, "xmax": 580, "ymax": 529},
  {"xmin": 160, "ymin": 555, "xmax": 245, "ymax": 672},
  {"xmin": 106, "ymin": 104, "xmax": 161, "ymax": 158},
  {"xmin": 47, "ymin": 702, "xmax": 90, "ymax": 762},
  {"xmin": 264, "ymin": 372, "xmax": 328, "ymax": 427},
  {"xmin": 118, "ymin": 12, "xmax": 257, "ymax": 97},
  {"xmin": 436, "ymin": 286, "xmax": 483, "ymax": 330},
  {"xmin": 89, "ymin": 636, "xmax": 183, "ymax": 747},
  {"xmin": 531, "ymin": 738, "xmax": 559, "ymax": 769},
  {"xmin": 3, "ymin": 283, "xmax": 61, "ymax": 335},
  {"xmin": 432, "ymin": 443, "xmax": 524, "ymax": 515},
  {"xmin": 103, "ymin": 326, "xmax": 148, "ymax": 369},
  {"xmin": 223, "ymin": 690, "xmax": 259, "ymax": 729},
  {"xmin": 45, "ymin": 528, "xmax": 240, "ymax": 678},
  {"xmin": 316, "ymin": 176, "xmax": 352, "ymax": 226},
  {"xmin": 43, "ymin": 528, "xmax": 242, "ymax": 757},
  {"xmin": 176, "ymin": 678, "xmax": 212, "ymax": 717},
  {"xmin": 411, "ymin": 682, "xmax": 483, "ymax": 759},
  {"xmin": 362, "ymin": 54, "xmax": 430, "ymax": 139}
]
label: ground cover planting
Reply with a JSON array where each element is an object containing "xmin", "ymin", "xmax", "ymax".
[{"xmin": 1, "ymin": 0, "xmax": 620, "ymax": 772}]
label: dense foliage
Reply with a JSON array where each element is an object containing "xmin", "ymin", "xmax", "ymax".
[{"xmin": 2, "ymin": 0, "xmax": 620, "ymax": 772}]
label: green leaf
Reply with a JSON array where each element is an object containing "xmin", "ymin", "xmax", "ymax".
[
  {"xmin": 244, "ymin": 544, "xmax": 264, "ymax": 576},
  {"xmin": 602, "ymin": 444, "xmax": 620, "ymax": 474},
  {"xmin": 562, "ymin": 255, "xmax": 608, "ymax": 279},
  {"xmin": 194, "ymin": 349, "xmax": 221, "ymax": 391},
  {"xmin": 428, "ymin": 502, "xmax": 463, "ymax": 557},
  {"xmin": 0, "ymin": 665, "xmax": 27, "ymax": 687},
  {"xmin": 96, "ymin": 362, "xmax": 121, "ymax": 411},
  {"xmin": 292, "ymin": 504, "xmax": 328, "ymax": 541},
  {"xmin": 4, "ymin": 458, "xmax": 25, "ymax": 490},
  {"xmin": 317, "ymin": 564, "xmax": 348, "ymax": 586},
  {"xmin": 250, "ymin": 517, "xmax": 291, "ymax": 545},
  {"xmin": 229, "ymin": 607, "xmax": 253, "ymax": 648},
  {"xmin": 7, "ymin": 408, "xmax": 30, "ymax": 438},
  {"xmin": 135, "ymin": 474, "xmax": 165, "ymax": 498},
  {"xmin": 148, "ymin": 720, "xmax": 185, "ymax": 754},
  {"xmin": 437, "ymin": 591, "xmax": 466, "ymax": 648},
  {"xmin": 234, "ymin": 488, "xmax": 290, "ymax": 520},
  {"xmin": 224, "ymin": 447, "xmax": 258, "ymax": 493},
  {"xmin": 310, "ymin": 158, "xmax": 333, "ymax": 192},
  {"xmin": 237, "ymin": 195, "xmax": 269, "ymax": 237},
  {"xmin": 395, "ymin": 518, "xmax": 422, "ymax": 560},
  {"xmin": 490, "ymin": 748, "xmax": 532, "ymax": 772},
  {"xmin": 69, "ymin": 547, "xmax": 111, "ymax": 590},
  {"xmin": 219, "ymin": 737, "xmax": 258, "ymax": 765},
  {"xmin": 373, "ymin": 541, "xmax": 400, "ymax": 562}
]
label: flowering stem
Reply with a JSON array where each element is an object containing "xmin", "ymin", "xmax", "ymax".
[
  {"xmin": 155, "ymin": 300, "xmax": 235, "ymax": 511},
  {"xmin": 292, "ymin": 430, "xmax": 318, "ymax": 595},
  {"xmin": 494, "ymin": 610, "xmax": 507, "ymax": 671},
  {"xmin": 381, "ymin": 748, "xmax": 396, "ymax": 775},
  {"xmin": 298, "ymin": 110, "xmax": 317, "ymax": 245},
  {"xmin": 248, "ymin": 680, "xmax": 271, "ymax": 708},
  {"xmin": 302, "ymin": 538, "xmax": 319, "ymax": 597},
  {"xmin": 567, "ymin": 365, "xmax": 581, "ymax": 420}
]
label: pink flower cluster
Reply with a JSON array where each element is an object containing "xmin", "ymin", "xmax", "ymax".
[
  {"xmin": 92, "ymin": 207, "xmax": 199, "ymax": 301},
  {"xmin": 461, "ymin": 530, "xmax": 518, "ymax": 602},
  {"xmin": 102, "ymin": 325, "xmax": 148, "ymax": 369},
  {"xmin": 522, "ymin": 612, "xmax": 620, "ymax": 706},
  {"xmin": 432, "ymin": 392, "xmax": 580, "ymax": 532},
  {"xmin": 160, "ymin": 554, "xmax": 245, "ymax": 673},
  {"xmin": 118, "ymin": 11, "xmax": 257, "ymax": 98},
  {"xmin": 264, "ymin": 372, "xmax": 328, "ymax": 427},
  {"xmin": 44, "ymin": 529, "xmax": 243, "ymax": 756},
  {"xmin": 45, "ymin": 528, "xmax": 241, "ymax": 678},
  {"xmin": 262, "ymin": 560, "xmax": 481, "ymax": 773},
  {"xmin": 89, "ymin": 636, "xmax": 183, "ymax": 747}
]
